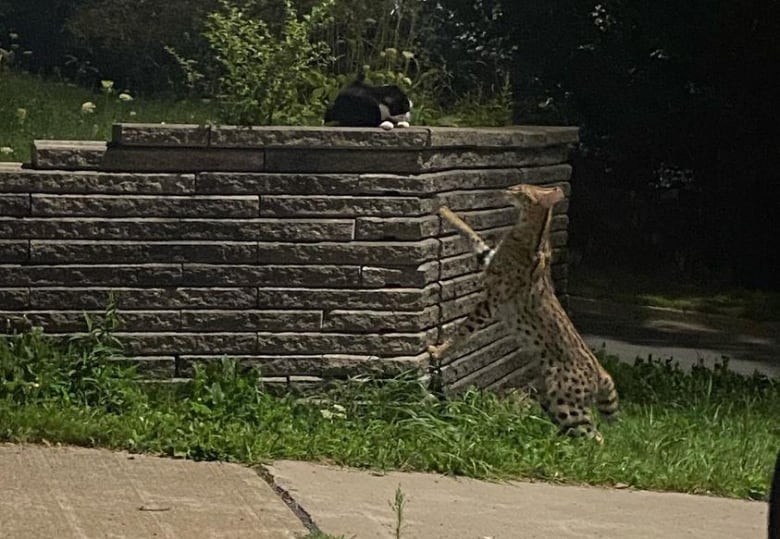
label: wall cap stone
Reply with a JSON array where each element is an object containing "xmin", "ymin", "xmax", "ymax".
[
  {"xmin": 111, "ymin": 123, "xmax": 579, "ymax": 149},
  {"xmin": 31, "ymin": 140, "xmax": 107, "ymax": 171}
]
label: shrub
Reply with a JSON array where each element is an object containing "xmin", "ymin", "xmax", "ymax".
[
  {"xmin": 64, "ymin": 0, "xmax": 218, "ymax": 93},
  {"xmin": 171, "ymin": 0, "xmax": 336, "ymax": 125}
]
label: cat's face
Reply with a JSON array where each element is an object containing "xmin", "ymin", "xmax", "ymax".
[
  {"xmin": 506, "ymin": 183, "xmax": 564, "ymax": 212},
  {"xmin": 373, "ymin": 85, "xmax": 413, "ymax": 122}
]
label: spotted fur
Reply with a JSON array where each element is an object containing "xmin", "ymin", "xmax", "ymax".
[{"xmin": 429, "ymin": 183, "xmax": 619, "ymax": 441}]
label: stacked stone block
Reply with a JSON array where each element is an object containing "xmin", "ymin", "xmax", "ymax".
[{"xmin": 0, "ymin": 124, "xmax": 578, "ymax": 390}]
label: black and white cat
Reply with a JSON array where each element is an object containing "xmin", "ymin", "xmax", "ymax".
[{"xmin": 324, "ymin": 73, "xmax": 412, "ymax": 130}]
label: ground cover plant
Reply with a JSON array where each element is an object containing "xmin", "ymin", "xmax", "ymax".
[
  {"xmin": 0, "ymin": 72, "xmax": 216, "ymax": 163},
  {"xmin": 1, "ymin": 311, "xmax": 777, "ymax": 501}
]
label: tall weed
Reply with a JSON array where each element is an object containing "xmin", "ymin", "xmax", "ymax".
[{"xmin": 0, "ymin": 298, "xmax": 140, "ymax": 412}]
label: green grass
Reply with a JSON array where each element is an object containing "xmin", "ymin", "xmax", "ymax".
[
  {"xmin": 0, "ymin": 71, "xmax": 216, "ymax": 163},
  {"xmin": 569, "ymin": 263, "xmax": 780, "ymax": 322},
  {"xmin": 1, "ymin": 324, "xmax": 778, "ymax": 501}
]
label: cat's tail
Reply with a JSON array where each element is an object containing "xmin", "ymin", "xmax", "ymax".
[
  {"xmin": 438, "ymin": 206, "xmax": 495, "ymax": 267},
  {"xmin": 595, "ymin": 367, "xmax": 620, "ymax": 423}
]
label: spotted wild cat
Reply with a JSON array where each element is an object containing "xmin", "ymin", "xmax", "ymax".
[{"xmin": 429, "ymin": 183, "xmax": 619, "ymax": 441}]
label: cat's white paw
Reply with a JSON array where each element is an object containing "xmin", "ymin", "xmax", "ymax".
[
  {"xmin": 379, "ymin": 121, "xmax": 395, "ymax": 130},
  {"xmin": 396, "ymin": 121, "xmax": 410, "ymax": 128}
]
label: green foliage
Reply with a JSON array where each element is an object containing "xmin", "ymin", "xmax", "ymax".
[
  {"xmin": 309, "ymin": 0, "xmax": 461, "ymax": 118},
  {"xmin": 0, "ymin": 30, "xmax": 31, "ymax": 72},
  {"xmin": 418, "ymin": 74, "xmax": 513, "ymax": 128},
  {"xmin": 315, "ymin": 0, "xmax": 423, "ymax": 73},
  {"xmin": 390, "ymin": 485, "xmax": 407, "ymax": 539},
  {"xmin": 167, "ymin": 0, "xmax": 471, "ymax": 126},
  {"xmin": 0, "ymin": 298, "xmax": 141, "ymax": 413},
  {"xmin": 0, "ymin": 1, "xmax": 82, "ymax": 75},
  {"xmin": 178, "ymin": 0, "xmax": 336, "ymax": 125},
  {"xmin": 1, "ymin": 324, "xmax": 778, "ymax": 499},
  {"xmin": 418, "ymin": 0, "xmax": 516, "ymax": 97},
  {"xmin": 63, "ymin": 0, "xmax": 218, "ymax": 92},
  {"xmin": 0, "ymin": 72, "xmax": 215, "ymax": 162},
  {"xmin": 312, "ymin": 0, "xmax": 442, "ymax": 90}
]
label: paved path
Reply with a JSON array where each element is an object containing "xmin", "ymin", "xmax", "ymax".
[
  {"xmin": 0, "ymin": 444, "xmax": 307, "ymax": 539},
  {"xmin": 1, "ymin": 444, "xmax": 768, "ymax": 539},
  {"xmin": 274, "ymin": 460, "xmax": 768, "ymax": 539},
  {"xmin": 569, "ymin": 296, "xmax": 780, "ymax": 378}
]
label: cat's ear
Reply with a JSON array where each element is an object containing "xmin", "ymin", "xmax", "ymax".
[
  {"xmin": 536, "ymin": 187, "xmax": 565, "ymax": 208},
  {"xmin": 356, "ymin": 69, "xmax": 366, "ymax": 83}
]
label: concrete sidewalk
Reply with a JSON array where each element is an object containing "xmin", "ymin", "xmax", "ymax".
[
  {"xmin": 0, "ymin": 444, "xmax": 769, "ymax": 539},
  {"xmin": 0, "ymin": 444, "xmax": 307, "ymax": 538},
  {"xmin": 269, "ymin": 460, "xmax": 768, "ymax": 539}
]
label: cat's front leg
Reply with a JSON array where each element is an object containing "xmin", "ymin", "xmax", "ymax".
[
  {"xmin": 379, "ymin": 121, "xmax": 395, "ymax": 130},
  {"xmin": 427, "ymin": 340, "xmax": 451, "ymax": 360},
  {"xmin": 396, "ymin": 121, "xmax": 410, "ymax": 128},
  {"xmin": 428, "ymin": 297, "xmax": 495, "ymax": 360}
]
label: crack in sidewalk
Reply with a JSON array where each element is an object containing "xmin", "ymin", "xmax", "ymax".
[{"xmin": 254, "ymin": 465, "xmax": 323, "ymax": 537}]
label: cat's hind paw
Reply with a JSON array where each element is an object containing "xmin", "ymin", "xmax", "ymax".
[
  {"xmin": 379, "ymin": 121, "xmax": 395, "ymax": 130},
  {"xmin": 396, "ymin": 121, "xmax": 410, "ymax": 128}
]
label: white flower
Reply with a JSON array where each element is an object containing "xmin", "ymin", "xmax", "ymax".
[
  {"xmin": 320, "ymin": 404, "xmax": 346, "ymax": 420},
  {"xmin": 0, "ymin": 146, "xmax": 14, "ymax": 155},
  {"xmin": 118, "ymin": 92, "xmax": 133, "ymax": 102},
  {"xmin": 129, "ymin": 111, "xmax": 137, "ymax": 117},
  {"xmin": 81, "ymin": 101, "xmax": 96, "ymax": 114}
]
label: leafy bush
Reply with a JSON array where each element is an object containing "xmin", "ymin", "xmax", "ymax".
[
  {"xmin": 313, "ymin": 0, "xmax": 432, "ymax": 85},
  {"xmin": 418, "ymin": 0, "xmax": 516, "ymax": 98},
  {"xmin": 171, "ymin": 0, "xmax": 335, "ymax": 125},
  {"xmin": 0, "ymin": 0, "xmax": 80, "ymax": 74},
  {"xmin": 418, "ymin": 73, "xmax": 513, "ymax": 127},
  {"xmin": 0, "ymin": 301, "xmax": 141, "ymax": 413},
  {"xmin": 64, "ymin": 0, "xmax": 218, "ymax": 93}
]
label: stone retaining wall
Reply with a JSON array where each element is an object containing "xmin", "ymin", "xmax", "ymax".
[{"xmin": 0, "ymin": 124, "xmax": 578, "ymax": 391}]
